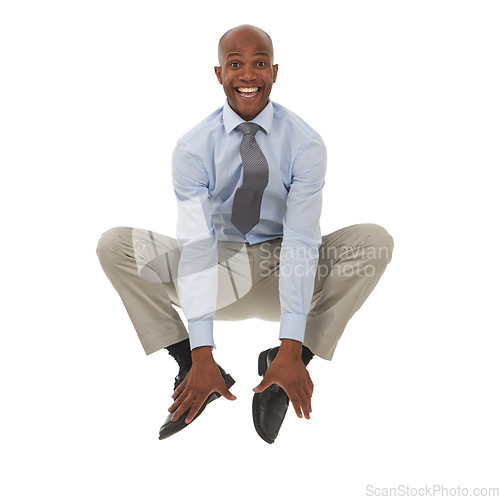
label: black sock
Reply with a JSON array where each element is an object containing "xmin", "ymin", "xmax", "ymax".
[
  {"xmin": 165, "ymin": 339, "xmax": 192, "ymax": 372},
  {"xmin": 301, "ymin": 345, "xmax": 314, "ymax": 366}
]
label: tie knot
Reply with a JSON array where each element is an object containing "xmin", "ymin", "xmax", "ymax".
[{"xmin": 236, "ymin": 122, "xmax": 261, "ymax": 137}]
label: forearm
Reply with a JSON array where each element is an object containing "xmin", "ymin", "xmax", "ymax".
[
  {"xmin": 176, "ymin": 229, "xmax": 218, "ymax": 349},
  {"xmin": 173, "ymin": 142, "xmax": 218, "ymax": 350}
]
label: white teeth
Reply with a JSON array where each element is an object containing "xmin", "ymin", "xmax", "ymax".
[{"xmin": 238, "ymin": 87, "xmax": 259, "ymax": 93}]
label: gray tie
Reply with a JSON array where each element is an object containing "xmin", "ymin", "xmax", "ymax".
[{"xmin": 231, "ymin": 122, "xmax": 269, "ymax": 235}]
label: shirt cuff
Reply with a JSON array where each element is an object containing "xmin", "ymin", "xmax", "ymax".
[
  {"xmin": 278, "ymin": 313, "xmax": 307, "ymax": 343},
  {"xmin": 188, "ymin": 320, "xmax": 216, "ymax": 350}
]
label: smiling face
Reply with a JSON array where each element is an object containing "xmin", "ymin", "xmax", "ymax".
[{"xmin": 214, "ymin": 25, "xmax": 278, "ymax": 121}]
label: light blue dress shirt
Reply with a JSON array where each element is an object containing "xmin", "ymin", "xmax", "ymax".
[{"xmin": 172, "ymin": 99, "xmax": 327, "ymax": 350}]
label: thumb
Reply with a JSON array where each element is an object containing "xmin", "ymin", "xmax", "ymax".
[
  {"xmin": 253, "ymin": 377, "xmax": 273, "ymax": 393},
  {"xmin": 219, "ymin": 385, "xmax": 237, "ymax": 401}
]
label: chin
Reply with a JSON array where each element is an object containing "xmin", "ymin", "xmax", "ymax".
[{"xmin": 232, "ymin": 99, "xmax": 266, "ymax": 121}]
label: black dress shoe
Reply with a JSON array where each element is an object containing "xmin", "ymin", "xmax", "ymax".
[
  {"xmin": 158, "ymin": 363, "xmax": 235, "ymax": 440},
  {"xmin": 252, "ymin": 347, "xmax": 289, "ymax": 444}
]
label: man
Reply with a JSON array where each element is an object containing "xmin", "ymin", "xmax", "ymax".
[{"xmin": 96, "ymin": 24, "xmax": 394, "ymax": 443}]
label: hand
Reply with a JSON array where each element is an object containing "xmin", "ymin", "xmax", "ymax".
[
  {"xmin": 168, "ymin": 346, "xmax": 237, "ymax": 424},
  {"xmin": 253, "ymin": 339, "xmax": 314, "ymax": 419}
]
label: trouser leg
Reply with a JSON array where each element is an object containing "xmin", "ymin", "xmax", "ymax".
[
  {"xmin": 96, "ymin": 227, "xmax": 259, "ymax": 354},
  {"xmin": 303, "ymin": 223, "xmax": 394, "ymax": 360},
  {"xmin": 96, "ymin": 223, "xmax": 393, "ymax": 358},
  {"xmin": 96, "ymin": 226, "xmax": 188, "ymax": 355}
]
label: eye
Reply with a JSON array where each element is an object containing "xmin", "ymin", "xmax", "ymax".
[
  {"xmin": 230, "ymin": 61, "xmax": 240, "ymax": 68},
  {"xmin": 257, "ymin": 61, "xmax": 267, "ymax": 67}
]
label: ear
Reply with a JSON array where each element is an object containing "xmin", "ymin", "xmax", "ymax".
[
  {"xmin": 272, "ymin": 64, "xmax": 279, "ymax": 84},
  {"xmin": 214, "ymin": 66, "xmax": 223, "ymax": 85}
]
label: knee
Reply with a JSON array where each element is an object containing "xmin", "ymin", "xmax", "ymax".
[
  {"xmin": 96, "ymin": 226, "xmax": 131, "ymax": 265},
  {"xmin": 357, "ymin": 223, "xmax": 394, "ymax": 264}
]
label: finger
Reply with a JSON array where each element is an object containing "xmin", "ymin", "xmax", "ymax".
[
  {"xmin": 305, "ymin": 382, "xmax": 314, "ymax": 402},
  {"xmin": 300, "ymin": 391, "xmax": 311, "ymax": 420},
  {"xmin": 305, "ymin": 390, "xmax": 314, "ymax": 418},
  {"xmin": 290, "ymin": 395, "xmax": 303, "ymax": 419},
  {"xmin": 171, "ymin": 397, "xmax": 194, "ymax": 422},
  {"xmin": 307, "ymin": 377, "xmax": 314, "ymax": 395},
  {"xmin": 168, "ymin": 391, "xmax": 187, "ymax": 413},
  {"xmin": 303, "ymin": 377, "xmax": 314, "ymax": 402},
  {"xmin": 185, "ymin": 398, "xmax": 202, "ymax": 424},
  {"xmin": 301, "ymin": 404, "xmax": 311, "ymax": 420},
  {"xmin": 172, "ymin": 379, "xmax": 187, "ymax": 400}
]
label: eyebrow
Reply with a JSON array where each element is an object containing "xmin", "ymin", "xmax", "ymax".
[{"xmin": 227, "ymin": 51, "xmax": 270, "ymax": 58}]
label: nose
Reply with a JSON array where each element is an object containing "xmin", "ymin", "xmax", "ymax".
[{"xmin": 239, "ymin": 65, "xmax": 257, "ymax": 82}]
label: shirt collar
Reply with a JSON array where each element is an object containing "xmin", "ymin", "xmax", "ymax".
[{"xmin": 222, "ymin": 98, "xmax": 274, "ymax": 135}]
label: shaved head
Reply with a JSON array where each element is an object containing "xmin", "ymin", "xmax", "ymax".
[
  {"xmin": 214, "ymin": 24, "xmax": 278, "ymax": 121},
  {"xmin": 218, "ymin": 24, "xmax": 274, "ymax": 65}
]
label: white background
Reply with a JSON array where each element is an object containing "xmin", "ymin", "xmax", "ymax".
[{"xmin": 1, "ymin": 0, "xmax": 499, "ymax": 498}]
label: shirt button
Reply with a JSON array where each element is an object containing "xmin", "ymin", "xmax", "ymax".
[{"xmin": 249, "ymin": 233, "xmax": 253, "ymax": 238}]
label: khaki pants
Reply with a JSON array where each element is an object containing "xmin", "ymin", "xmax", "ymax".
[{"xmin": 96, "ymin": 223, "xmax": 393, "ymax": 360}]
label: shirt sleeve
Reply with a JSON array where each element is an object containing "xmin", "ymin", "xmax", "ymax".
[
  {"xmin": 278, "ymin": 134, "xmax": 327, "ymax": 343},
  {"xmin": 172, "ymin": 141, "xmax": 218, "ymax": 350}
]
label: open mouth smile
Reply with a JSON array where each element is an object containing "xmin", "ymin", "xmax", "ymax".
[{"xmin": 235, "ymin": 87, "xmax": 261, "ymax": 99}]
